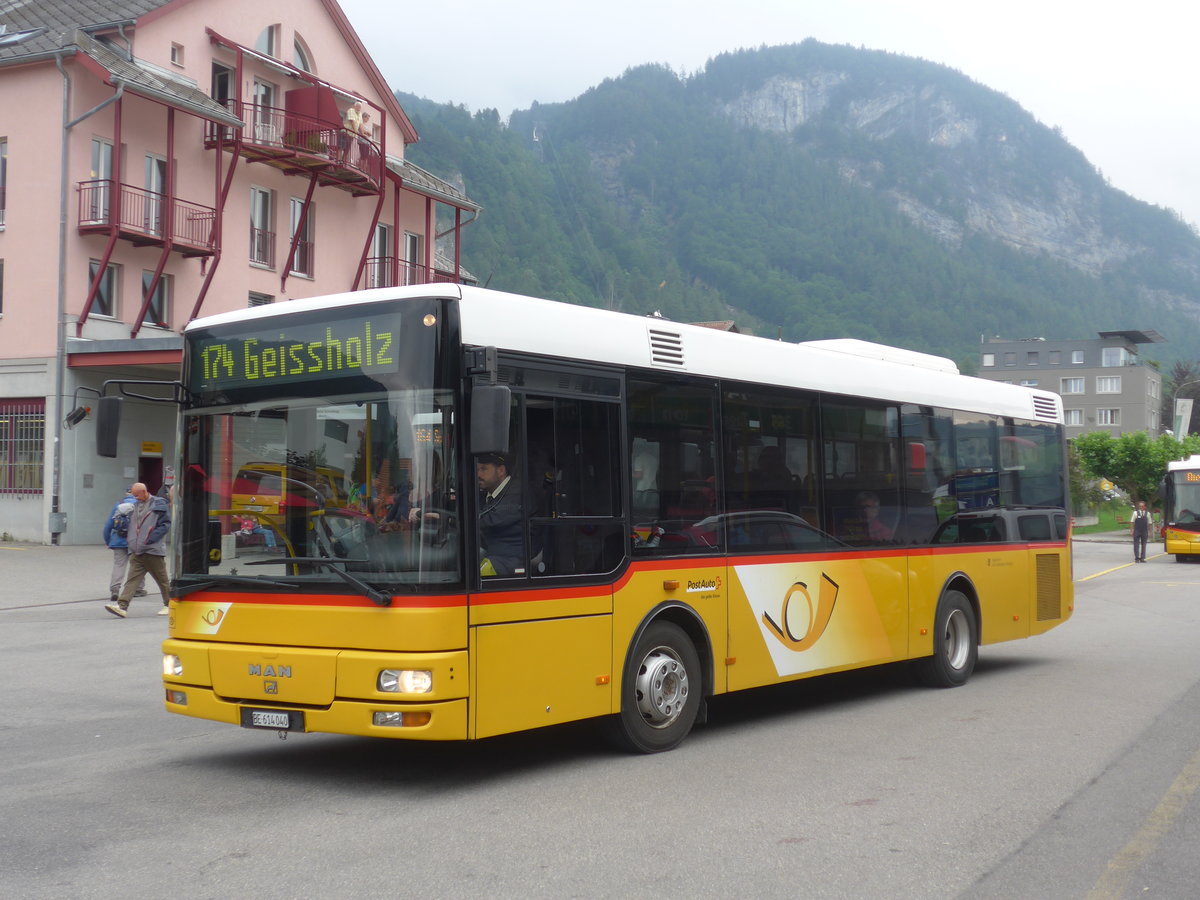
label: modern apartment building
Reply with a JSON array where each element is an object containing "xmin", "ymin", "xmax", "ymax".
[
  {"xmin": 977, "ymin": 330, "xmax": 1165, "ymax": 439},
  {"xmin": 0, "ymin": 0, "xmax": 480, "ymax": 543}
]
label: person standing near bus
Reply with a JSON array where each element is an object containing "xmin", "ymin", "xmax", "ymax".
[
  {"xmin": 101, "ymin": 486, "xmax": 145, "ymax": 604},
  {"xmin": 105, "ymin": 482, "xmax": 172, "ymax": 617},
  {"xmin": 476, "ymin": 453, "xmax": 523, "ymax": 576},
  {"xmin": 1131, "ymin": 499, "xmax": 1151, "ymax": 563}
]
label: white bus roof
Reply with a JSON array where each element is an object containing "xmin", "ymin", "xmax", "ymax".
[
  {"xmin": 187, "ymin": 284, "xmax": 1062, "ymax": 423},
  {"xmin": 1167, "ymin": 454, "xmax": 1200, "ymax": 471}
]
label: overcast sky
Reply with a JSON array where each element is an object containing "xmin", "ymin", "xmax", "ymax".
[{"xmin": 338, "ymin": 0, "xmax": 1200, "ymax": 227}]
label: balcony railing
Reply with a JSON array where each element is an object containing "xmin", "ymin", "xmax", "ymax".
[
  {"xmin": 250, "ymin": 225, "xmax": 275, "ymax": 268},
  {"xmin": 77, "ymin": 179, "xmax": 217, "ymax": 254},
  {"xmin": 364, "ymin": 257, "xmax": 464, "ymax": 288},
  {"xmin": 207, "ymin": 101, "xmax": 383, "ymax": 193}
]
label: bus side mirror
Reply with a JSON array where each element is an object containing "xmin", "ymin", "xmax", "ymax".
[
  {"xmin": 470, "ymin": 384, "xmax": 511, "ymax": 455},
  {"xmin": 96, "ymin": 396, "xmax": 122, "ymax": 458}
]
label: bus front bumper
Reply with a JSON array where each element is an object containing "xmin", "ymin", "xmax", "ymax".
[{"xmin": 162, "ymin": 638, "xmax": 469, "ymax": 740}]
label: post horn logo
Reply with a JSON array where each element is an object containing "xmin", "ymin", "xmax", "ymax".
[
  {"xmin": 202, "ymin": 608, "xmax": 225, "ymax": 627},
  {"xmin": 762, "ymin": 573, "xmax": 840, "ymax": 651}
]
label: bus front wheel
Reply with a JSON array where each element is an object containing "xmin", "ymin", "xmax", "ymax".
[
  {"xmin": 913, "ymin": 590, "xmax": 977, "ymax": 688},
  {"xmin": 608, "ymin": 621, "xmax": 702, "ymax": 753}
]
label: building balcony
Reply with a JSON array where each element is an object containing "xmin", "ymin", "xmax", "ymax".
[
  {"xmin": 77, "ymin": 180, "xmax": 217, "ymax": 257},
  {"xmin": 249, "ymin": 225, "xmax": 275, "ymax": 268},
  {"xmin": 364, "ymin": 257, "xmax": 466, "ymax": 288},
  {"xmin": 206, "ymin": 101, "xmax": 383, "ymax": 197}
]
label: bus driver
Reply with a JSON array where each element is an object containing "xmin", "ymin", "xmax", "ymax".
[{"xmin": 477, "ymin": 452, "xmax": 524, "ymax": 576}]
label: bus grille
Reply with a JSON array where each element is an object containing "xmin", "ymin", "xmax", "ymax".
[
  {"xmin": 1032, "ymin": 395, "xmax": 1060, "ymax": 421},
  {"xmin": 648, "ymin": 328, "xmax": 686, "ymax": 368},
  {"xmin": 1035, "ymin": 554, "xmax": 1062, "ymax": 620}
]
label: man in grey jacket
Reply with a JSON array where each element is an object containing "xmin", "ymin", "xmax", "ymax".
[{"xmin": 105, "ymin": 482, "xmax": 172, "ymax": 618}]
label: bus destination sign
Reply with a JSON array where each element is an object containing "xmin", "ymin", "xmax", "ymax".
[{"xmin": 192, "ymin": 312, "xmax": 401, "ymax": 393}]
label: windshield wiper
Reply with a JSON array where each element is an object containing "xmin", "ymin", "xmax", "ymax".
[
  {"xmin": 247, "ymin": 556, "xmax": 393, "ymax": 607},
  {"xmin": 173, "ymin": 575, "xmax": 294, "ymax": 598}
]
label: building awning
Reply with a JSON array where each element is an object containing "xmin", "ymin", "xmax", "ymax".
[{"xmin": 1098, "ymin": 329, "xmax": 1167, "ymax": 344}]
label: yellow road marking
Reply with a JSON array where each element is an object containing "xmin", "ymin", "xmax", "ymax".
[
  {"xmin": 1077, "ymin": 552, "xmax": 1164, "ymax": 583},
  {"xmin": 1078, "ymin": 563, "xmax": 1133, "ymax": 582},
  {"xmin": 1087, "ymin": 745, "xmax": 1200, "ymax": 898}
]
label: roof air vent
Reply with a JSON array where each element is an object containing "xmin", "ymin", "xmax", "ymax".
[
  {"xmin": 648, "ymin": 327, "xmax": 685, "ymax": 369},
  {"xmin": 1032, "ymin": 395, "xmax": 1059, "ymax": 421}
]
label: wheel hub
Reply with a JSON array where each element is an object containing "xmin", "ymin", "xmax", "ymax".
[{"xmin": 634, "ymin": 645, "xmax": 690, "ymax": 729}]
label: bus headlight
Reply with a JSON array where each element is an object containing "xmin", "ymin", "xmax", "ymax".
[
  {"xmin": 163, "ymin": 654, "xmax": 183, "ymax": 677},
  {"xmin": 378, "ymin": 669, "xmax": 433, "ymax": 694}
]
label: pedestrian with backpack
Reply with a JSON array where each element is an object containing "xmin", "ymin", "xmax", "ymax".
[
  {"xmin": 101, "ymin": 487, "xmax": 145, "ymax": 606},
  {"xmin": 105, "ymin": 482, "xmax": 171, "ymax": 618}
]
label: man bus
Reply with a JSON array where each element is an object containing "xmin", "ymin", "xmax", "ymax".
[
  {"xmin": 116, "ymin": 284, "xmax": 1073, "ymax": 752},
  {"xmin": 1161, "ymin": 454, "xmax": 1200, "ymax": 561}
]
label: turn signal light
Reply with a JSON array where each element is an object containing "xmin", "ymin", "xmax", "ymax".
[{"xmin": 373, "ymin": 710, "xmax": 432, "ymax": 727}]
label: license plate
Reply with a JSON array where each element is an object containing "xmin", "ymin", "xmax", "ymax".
[
  {"xmin": 240, "ymin": 708, "xmax": 302, "ymax": 730},
  {"xmin": 243, "ymin": 505, "xmax": 265, "ymax": 512}
]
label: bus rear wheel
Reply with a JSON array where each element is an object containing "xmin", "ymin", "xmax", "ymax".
[
  {"xmin": 608, "ymin": 621, "xmax": 701, "ymax": 753},
  {"xmin": 913, "ymin": 590, "xmax": 977, "ymax": 688}
]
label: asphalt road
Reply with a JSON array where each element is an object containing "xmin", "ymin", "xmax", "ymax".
[{"xmin": 2, "ymin": 537, "xmax": 1198, "ymax": 899}]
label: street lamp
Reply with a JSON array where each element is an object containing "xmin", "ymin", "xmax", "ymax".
[{"xmin": 1171, "ymin": 379, "xmax": 1200, "ymax": 436}]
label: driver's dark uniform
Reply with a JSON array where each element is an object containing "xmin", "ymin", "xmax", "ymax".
[{"xmin": 479, "ymin": 479, "xmax": 523, "ymax": 576}]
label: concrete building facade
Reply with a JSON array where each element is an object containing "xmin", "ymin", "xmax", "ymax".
[{"xmin": 977, "ymin": 330, "xmax": 1165, "ymax": 440}]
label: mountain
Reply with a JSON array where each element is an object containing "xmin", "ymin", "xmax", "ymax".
[{"xmin": 398, "ymin": 40, "xmax": 1200, "ymax": 370}]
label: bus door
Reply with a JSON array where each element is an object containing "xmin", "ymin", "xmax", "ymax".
[{"xmin": 469, "ymin": 366, "xmax": 627, "ymax": 738}]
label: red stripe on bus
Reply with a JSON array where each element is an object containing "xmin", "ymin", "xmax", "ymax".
[{"xmin": 174, "ymin": 592, "xmax": 467, "ymax": 609}]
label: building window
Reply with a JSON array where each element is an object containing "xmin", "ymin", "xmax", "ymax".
[
  {"xmin": 289, "ymin": 197, "xmax": 314, "ymax": 277},
  {"xmin": 981, "ymin": 353, "xmax": 995, "ymax": 367},
  {"xmin": 141, "ymin": 271, "xmax": 170, "ymax": 326},
  {"xmin": 248, "ymin": 292, "xmax": 272, "ymax": 307},
  {"xmin": 368, "ymin": 223, "xmax": 392, "ymax": 287},
  {"xmin": 1003, "ymin": 352, "xmax": 1016, "ymax": 366},
  {"xmin": 1019, "ymin": 379, "xmax": 1039, "ymax": 387},
  {"xmin": 1026, "ymin": 351, "xmax": 1039, "ymax": 365},
  {"xmin": 1096, "ymin": 376, "xmax": 1121, "ymax": 394},
  {"xmin": 252, "ymin": 80, "xmax": 278, "ymax": 142},
  {"xmin": 249, "ymin": 187, "xmax": 274, "ymax": 267},
  {"xmin": 0, "ymin": 259, "xmax": 4, "ymax": 315},
  {"xmin": 1097, "ymin": 409, "xmax": 1121, "ymax": 426},
  {"xmin": 88, "ymin": 260, "xmax": 118, "ymax": 317},
  {"xmin": 254, "ymin": 24, "xmax": 280, "ymax": 57},
  {"xmin": 0, "ymin": 399, "xmax": 44, "ymax": 494},
  {"xmin": 294, "ymin": 35, "xmax": 314, "ymax": 73},
  {"xmin": 1150, "ymin": 380, "xmax": 1160, "ymax": 399},
  {"xmin": 402, "ymin": 232, "xmax": 422, "ymax": 285},
  {"xmin": 0, "ymin": 137, "xmax": 7, "ymax": 226},
  {"xmin": 1101, "ymin": 347, "xmax": 1129, "ymax": 367},
  {"xmin": 1071, "ymin": 350, "xmax": 1084, "ymax": 364},
  {"xmin": 1048, "ymin": 350, "xmax": 1061, "ymax": 365},
  {"xmin": 1064, "ymin": 409, "xmax": 1083, "ymax": 426},
  {"xmin": 170, "ymin": 42, "xmax": 184, "ymax": 66},
  {"xmin": 1061, "ymin": 377, "xmax": 1084, "ymax": 394}
]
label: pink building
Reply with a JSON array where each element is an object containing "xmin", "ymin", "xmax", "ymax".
[{"xmin": 0, "ymin": 0, "xmax": 479, "ymax": 544}]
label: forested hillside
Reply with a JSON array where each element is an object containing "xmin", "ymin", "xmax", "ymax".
[{"xmin": 399, "ymin": 40, "xmax": 1200, "ymax": 369}]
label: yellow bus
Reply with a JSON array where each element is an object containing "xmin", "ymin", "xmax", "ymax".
[
  {"xmin": 139, "ymin": 284, "xmax": 1072, "ymax": 752},
  {"xmin": 1161, "ymin": 454, "xmax": 1200, "ymax": 561}
]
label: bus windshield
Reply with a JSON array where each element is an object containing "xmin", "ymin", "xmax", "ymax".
[
  {"xmin": 175, "ymin": 299, "xmax": 460, "ymax": 589},
  {"xmin": 1165, "ymin": 471, "xmax": 1200, "ymax": 530}
]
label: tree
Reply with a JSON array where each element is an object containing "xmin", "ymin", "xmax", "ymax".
[{"xmin": 1073, "ymin": 431, "xmax": 1200, "ymax": 502}]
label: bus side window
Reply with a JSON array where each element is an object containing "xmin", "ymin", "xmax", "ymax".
[
  {"xmin": 629, "ymin": 378, "xmax": 720, "ymax": 554},
  {"xmin": 526, "ymin": 394, "xmax": 624, "ymax": 577}
]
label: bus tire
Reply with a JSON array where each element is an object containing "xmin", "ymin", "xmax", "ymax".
[
  {"xmin": 913, "ymin": 590, "xmax": 977, "ymax": 688},
  {"xmin": 607, "ymin": 621, "xmax": 702, "ymax": 753}
]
